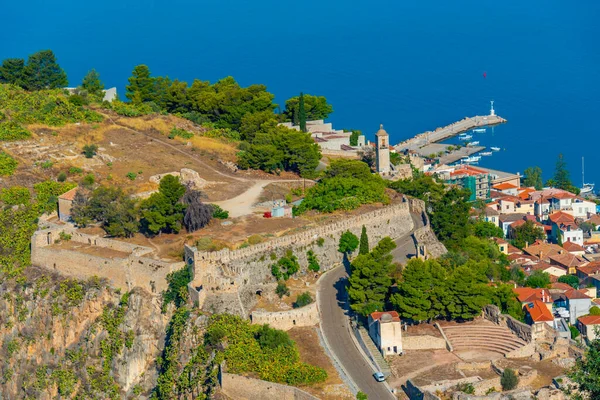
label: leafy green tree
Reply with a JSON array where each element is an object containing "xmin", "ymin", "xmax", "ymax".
[
  {"xmin": 21, "ymin": 50, "xmax": 68, "ymax": 90},
  {"xmin": 283, "ymin": 93, "xmax": 333, "ymax": 122},
  {"xmin": 140, "ymin": 175, "xmax": 186, "ymax": 235},
  {"xmin": 558, "ymin": 274, "xmax": 580, "ymax": 289},
  {"xmin": 348, "ymin": 130, "xmax": 361, "ymax": 146},
  {"xmin": 272, "ymin": 253, "xmax": 300, "ymax": 281},
  {"xmin": 307, "ymin": 250, "xmax": 320, "ymax": 272},
  {"xmin": 547, "ymin": 153, "xmax": 579, "ymax": 193},
  {"xmin": 356, "ymin": 392, "xmax": 368, "ymax": 400},
  {"xmin": 275, "ymin": 282, "xmax": 290, "ymax": 298},
  {"xmin": 359, "ymin": 225, "xmax": 369, "ymax": 255},
  {"xmin": 126, "ymin": 65, "xmax": 155, "ymax": 104},
  {"xmin": 0, "ymin": 58, "xmax": 25, "ymax": 86},
  {"xmin": 512, "ymin": 220, "xmax": 545, "ymax": 249},
  {"xmin": 446, "ymin": 265, "xmax": 492, "ymax": 320},
  {"xmin": 80, "ymin": 69, "xmax": 104, "ymax": 99},
  {"xmin": 162, "ymin": 266, "xmax": 192, "ymax": 310},
  {"xmin": 569, "ymin": 325, "xmax": 580, "ymax": 339},
  {"xmin": 82, "ymin": 144, "xmax": 98, "ymax": 158},
  {"xmin": 501, "ymin": 368, "xmax": 518, "ymax": 391},
  {"xmin": 338, "ymin": 231, "xmax": 359, "ymax": 254},
  {"xmin": 255, "ymin": 324, "xmax": 294, "ymax": 350},
  {"xmin": 570, "ymin": 337, "xmax": 600, "ymax": 398},
  {"xmin": 524, "ymin": 270, "xmax": 551, "ymax": 288},
  {"xmin": 491, "ymin": 284, "xmax": 525, "ymax": 321},
  {"xmin": 589, "ymin": 306, "xmax": 600, "ymax": 316},
  {"xmin": 0, "ymin": 152, "xmax": 18, "ymax": 176},
  {"xmin": 298, "ymin": 92, "xmax": 307, "ymax": 132},
  {"xmin": 348, "ymin": 237, "xmax": 396, "ymax": 316},
  {"xmin": 430, "ymin": 187, "xmax": 471, "ymax": 247},
  {"xmin": 523, "ymin": 166, "xmax": 543, "ymax": 190},
  {"xmin": 473, "ymin": 220, "xmax": 504, "ymax": 239},
  {"xmin": 164, "ymin": 79, "xmax": 189, "ymax": 114}
]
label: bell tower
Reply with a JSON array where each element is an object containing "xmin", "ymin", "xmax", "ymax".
[{"xmin": 376, "ymin": 124, "xmax": 390, "ymax": 175}]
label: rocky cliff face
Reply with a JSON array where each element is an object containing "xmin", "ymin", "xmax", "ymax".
[{"xmin": 0, "ymin": 267, "xmax": 170, "ymax": 399}]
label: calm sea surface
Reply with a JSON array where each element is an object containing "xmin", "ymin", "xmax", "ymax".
[{"xmin": 2, "ymin": 0, "xmax": 599, "ymax": 186}]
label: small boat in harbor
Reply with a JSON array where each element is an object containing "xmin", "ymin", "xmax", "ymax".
[
  {"xmin": 580, "ymin": 157, "xmax": 595, "ymax": 196},
  {"xmin": 467, "ymin": 141, "xmax": 480, "ymax": 146},
  {"xmin": 491, "ymin": 147, "xmax": 501, "ymax": 151},
  {"xmin": 459, "ymin": 134, "xmax": 473, "ymax": 141},
  {"xmin": 473, "ymin": 128, "xmax": 486, "ymax": 133},
  {"xmin": 480, "ymin": 151, "xmax": 492, "ymax": 156}
]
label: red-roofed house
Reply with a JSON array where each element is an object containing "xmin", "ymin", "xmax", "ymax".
[
  {"xmin": 549, "ymin": 253, "xmax": 587, "ymax": 275},
  {"xmin": 493, "ymin": 182, "xmax": 519, "ymax": 196},
  {"xmin": 555, "ymin": 289, "xmax": 593, "ymax": 324},
  {"xmin": 513, "ymin": 288, "xmax": 553, "ymax": 312},
  {"xmin": 549, "ymin": 211, "xmax": 583, "ymax": 246},
  {"xmin": 577, "ymin": 262, "xmax": 600, "ymax": 280},
  {"xmin": 58, "ymin": 187, "xmax": 78, "ymax": 222},
  {"xmin": 562, "ymin": 241, "xmax": 586, "ymax": 257},
  {"xmin": 587, "ymin": 214, "xmax": 600, "ymax": 230},
  {"xmin": 524, "ymin": 261, "xmax": 567, "ymax": 280},
  {"xmin": 524, "ymin": 300, "xmax": 554, "ymax": 327},
  {"xmin": 578, "ymin": 315, "xmax": 600, "ymax": 342},
  {"xmin": 368, "ymin": 311, "xmax": 402, "ymax": 356}
]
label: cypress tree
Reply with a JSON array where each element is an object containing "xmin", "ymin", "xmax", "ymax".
[
  {"xmin": 299, "ymin": 92, "xmax": 307, "ymax": 132},
  {"xmin": 359, "ymin": 225, "xmax": 369, "ymax": 255}
]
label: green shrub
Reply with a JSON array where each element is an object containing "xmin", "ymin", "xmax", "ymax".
[
  {"xmin": 247, "ymin": 235, "xmax": 263, "ymax": 245},
  {"xmin": 275, "ymin": 282, "xmax": 290, "ymax": 298},
  {"xmin": 82, "ymin": 144, "xmax": 98, "ymax": 158},
  {"xmin": 109, "ymin": 100, "xmax": 153, "ymax": 117},
  {"xmin": 40, "ymin": 160, "xmax": 53, "ymax": 169},
  {"xmin": 456, "ymin": 382, "xmax": 475, "ymax": 394},
  {"xmin": 307, "ymin": 250, "xmax": 320, "ymax": 272},
  {"xmin": 570, "ymin": 325, "xmax": 580, "ymax": 339},
  {"xmin": 81, "ymin": 173, "xmax": 95, "ymax": 187},
  {"xmin": 316, "ymin": 237, "xmax": 325, "ymax": 247},
  {"xmin": 501, "ymin": 368, "xmax": 518, "ymax": 391},
  {"xmin": 255, "ymin": 324, "xmax": 293, "ymax": 350},
  {"xmin": 161, "ymin": 266, "xmax": 192, "ymax": 311},
  {"xmin": 0, "ymin": 152, "xmax": 18, "ymax": 176},
  {"xmin": 293, "ymin": 292, "xmax": 313, "ymax": 308},
  {"xmin": 271, "ymin": 254, "xmax": 300, "ymax": 280},
  {"xmin": 0, "ymin": 120, "xmax": 31, "ymax": 141},
  {"xmin": 356, "ymin": 392, "xmax": 368, "ymax": 400},
  {"xmin": 169, "ymin": 127, "xmax": 194, "ymax": 139},
  {"xmin": 126, "ymin": 172, "xmax": 137, "ymax": 181},
  {"xmin": 270, "ymin": 252, "xmax": 277, "ymax": 260},
  {"xmin": 211, "ymin": 204, "xmax": 229, "ymax": 219},
  {"xmin": 57, "ymin": 172, "xmax": 67, "ymax": 182},
  {"xmin": 59, "ymin": 231, "xmax": 72, "ymax": 241},
  {"xmin": 68, "ymin": 166, "xmax": 83, "ymax": 175}
]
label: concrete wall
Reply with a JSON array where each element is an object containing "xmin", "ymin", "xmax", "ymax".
[
  {"xmin": 403, "ymin": 335, "xmax": 447, "ymax": 350},
  {"xmin": 220, "ymin": 373, "xmax": 319, "ymax": 400},
  {"xmin": 31, "ymin": 228, "xmax": 184, "ymax": 293},
  {"xmin": 251, "ymin": 303, "xmax": 319, "ymax": 331},
  {"xmin": 189, "ymin": 202, "xmax": 418, "ymax": 315}
]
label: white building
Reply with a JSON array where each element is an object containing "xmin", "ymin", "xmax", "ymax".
[
  {"xmin": 368, "ymin": 311, "xmax": 402, "ymax": 356},
  {"xmin": 279, "ymin": 120, "xmax": 365, "ymax": 151},
  {"xmin": 375, "ymin": 124, "xmax": 391, "ymax": 176}
]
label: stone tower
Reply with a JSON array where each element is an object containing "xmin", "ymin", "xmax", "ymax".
[{"xmin": 376, "ymin": 124, "xmax": 390, "ymax": 175}]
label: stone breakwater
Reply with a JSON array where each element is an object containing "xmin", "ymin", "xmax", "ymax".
[{"xmin": 186, "ymin": 200, "xmax": 421, "ymax": 316}]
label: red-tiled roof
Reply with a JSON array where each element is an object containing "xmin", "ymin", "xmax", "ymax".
[
  {"xmin": 524, "ymin": 300, "xmax": 554, "ymax": 322},
  {"xmin": 579, "ymin": 315, "xmax": 600, "ymax": 326},
  {"xmin": 562, "ymin": 241, "xmax": 586, "ymax": 253},
  {"xmin": 370, "ymin": 311, "xmax": 400, "ymax": 323},
  {"xmin": 549, "ymin": 253, "xmax": 587, "ymax": 269},
  {"xmin": 549, "ymin": 211, "xmax": 576, "ymax": 224},
  {"xmin": 550, "ymin": 192, "xmax": 576, "ymax": 200},
  {"xmin": 564, "ymin": 289, "xmax": 591, "ymax": 300},
  {"xmin": 507, "ymin": 244, "xmax": 523, "ymax": 255},
  {"xmin": 494, "ymin": 182, "xmax": 518, "ymax": 190},
  {"xmin": 58, "ymin": 187, "xmax": 78, "ymax": 201},
  {"xmin": 587, "ymin": 214, "xmax": 600, "ymax": 226},
  {"xmin": 493, "ymin": 237, "xmax": 509, "ymax": 245},
  {"xmin": 551, "ymin": 282, "xmax": 575, "ymax": 291},
  {"xmin": 514, "ymin": 288, "xmax": 552, "ymax": 303},
  {"xmin": 523, "ymin": 243, "xmax": 564, "ymax": 260},
  {"xmin": 577, "ymin": 263, "xmax": 600, "ymax": 277}
]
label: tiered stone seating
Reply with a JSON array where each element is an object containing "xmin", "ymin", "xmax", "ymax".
[{"xmin": 441, "ymin": 324, "xmax": 527, "ymax": 355}]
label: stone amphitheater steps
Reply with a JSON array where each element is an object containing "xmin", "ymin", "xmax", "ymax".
[{"xmin": 440, "ymin": 324, "xmax": 527, "ymax": 356}]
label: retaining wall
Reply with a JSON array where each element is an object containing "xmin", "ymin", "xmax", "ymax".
[
  {"xmin": 483, "ymin": 305, "xmax": 533, "ymax": 343},
  {"xmin": 251, "ymin": 303, "xmax": 319, "ymax": 331},
  {"xmin": 220, "ymin": 373, "xmax": 319, "ymax": 400},
  {"xmin": 403, "ymin": 335, "xmax": 447, "ymax": 350}
]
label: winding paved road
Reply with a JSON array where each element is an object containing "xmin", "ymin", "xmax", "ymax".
[{"xmin": 318, "ymin": 215, "xmax": 424, "ymax": 399}]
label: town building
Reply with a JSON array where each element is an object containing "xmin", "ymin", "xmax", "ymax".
[
  {"xmin": 58, "ymin": 187, "xmax": 78, "ymax": 222},
  {"xmin": 553, "ymin": 289, "xmax": 592, "ymax": 325},
  {"xmin": 368, "ymin": 311, "xmax": 402, "ymax": 357},
  {"xmin": 523, "ymin": 300, "xmax": 554, "ymax": 328},
  {"xmin": 549, "ymin": 211, "xmax": 584, "ymax": 246},
  {"xmin": 375, "ymin": 125, "xmax": 391, "ymax": 176},
  {"xmin": 442, "ymin": 165, "xmax": 492, "ymax": 201},
  {"xmin": 578, "ymin": 315, "xmax": 600, "ymax": 343},
  {"xmin": 279, "ymin": 120, "xmax": 365, "ymax": 153}
]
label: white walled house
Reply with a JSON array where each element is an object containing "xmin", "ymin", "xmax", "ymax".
[{"xmin": 368, "ymin": 311, "xmax": 403, "ymax": 356}]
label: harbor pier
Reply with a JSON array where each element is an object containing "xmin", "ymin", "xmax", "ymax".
[{"xmin": 395, "ymin": 114, "xmax": 507, "ymax": 152}]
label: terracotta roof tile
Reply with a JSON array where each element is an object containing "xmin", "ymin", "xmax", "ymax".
[
  {"xmin": 579, "ymin": 315, "xmax": 600, "ymax": 326},
  {"xmin": 524, "ymin": 300, "xmax": 554, "ymax": 322},
  {"xmin": 58, "ymin": 187, "xmax": 78, "ymax": 201},
  {"xmin": 493, "ymin": 183, "xmax": 518, "ymax": 190},
  {"xmin": 562, "ymin": 241, "xmax": 586, "ymax": 253},
  {"xmin": 564, "ymin": 289, "xmax": 591, "ymax": 300},
  {"xmin": 370, "ymin": 311, "xmax": 400, "ymax": 323}
]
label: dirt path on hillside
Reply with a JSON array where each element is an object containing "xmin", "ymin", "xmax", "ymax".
[{"xmin": 213, "ymin": 180, "xmax": 300, "ymax": 218}]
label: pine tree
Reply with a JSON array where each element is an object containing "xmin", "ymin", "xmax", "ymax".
[
  {"xmin": 21, "ymin": 50, "xmax": 68, "ymax": 90},
  {"xmin": 552, "ymin": 154, "xmax": 572, "ymax": 191},
  {"xmin": 126, "ymin": 65, "xmax": 155, "ymax": 104},
  {"xmin": 0, "ymin": 58, "xmax": 25, "ymax": 86},
  {"xmin": 359, "ymin": 225, "xmax": 369, "ymax": 255},
  {"xmin": 80, "ymin": 69, "xmax": 104, "ymax": 99},
  {"xmin": 299, "ymin": 92, "xmax": 307, "ymax": 132}
]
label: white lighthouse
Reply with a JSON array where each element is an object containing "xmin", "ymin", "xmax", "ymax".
[{"xmin": 490, "ymin": 100, "xmax": 495, "ymax": 116}]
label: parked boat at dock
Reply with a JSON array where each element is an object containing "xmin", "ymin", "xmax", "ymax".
[
  {"xmin": 467, "ymin": 141, "xmax": 480, "ymax": 146},
  {"xmin": 459, "ymin": 134, "xmax": 473, "ymax": 140},
  {"xmin": 491, "ymin": 147, "xmax": 501, "ymax": 151},
  {"xmin": 473, "ymin": 128, "xmax": 486, "ymax": 133},
  {"xmin": 480, "ymin": 151, "xmax": 492, "ymax": 156}
]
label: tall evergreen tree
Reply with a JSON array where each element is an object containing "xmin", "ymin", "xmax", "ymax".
[
  {"xmin": 359, "ymin": 225, "xmax": 369, "ymax": 255},
  {"xmin": 0, "ymin": 58, "xmax": 25, "ymax": 86},
  {"xmin": 299, "ymin": 92, "xmax": 307, "ymax": 132},
  {"xmin": 550, "ymin": 154, "xmax": 573, "ymax": 190},
  {"xmin": 80, "ymin": 69, "xmax": 104, "ymax": 99},
  {"xmin": 21, "ymin": 50, "xmax": 68, "ymax": 90},
  {"xmin": 126, "ymin": 65, "xmax": 155, "ymax": 104},
  {"xmin": 523, "ymin": 166, "xmax": 543, "ymax": 190}
]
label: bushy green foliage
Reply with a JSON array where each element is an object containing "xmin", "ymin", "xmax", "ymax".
[
  {"xmin": 569, "ymin": 325, "xmax": 580, "ymax": 339},
  {"xmin": 359, "ymin": 225, "xmax": 369, "ymax": 255},
  {"xmin": 558, "ymin": 274, "xmax": 580, "ymax": 289},
  {"xmin": 57, "ymin": 171, "xmax": 67, "ymax": 182},
  {"xmin": 211, "ymin": 204, "xmax": 229, "ymax": 219},
  {"xmin": 169, "ymin": 127, "xmax": 194, "ymax": 139},
  {"xmin": 296, "ymin": 160, "xmax": 388, "ymax": 213},
  {"xmin": 523, "ymin": 166, "xmax": 543, "ymax": 190},
  {"xmin": 524, "ymin": 270, "xmax": 551, "ymax": 288},
  {"xmin": 473, "ymin": 220, "xmax": 504, "ymax": 239},
  {"xmin": 293, "ymin": 292, "xmax": 314, "ymax": 308},
  {"xmin": 162, "ymin": 267, "xmax": 192, "ymax": 311},
  {"xmin": 0, "ymin": 186, "xmax": 30, "ymax": 205},
  {"xmin": 0, "ymin": 151, "xmax": 18, "ymax": 176},
  {"xmin": 271, "ymin": 253, "xmax": 300, "ymax": 281},
  {"xmin": 512, "ymin": 220, "xmax": 545, "ymax": 249},
  {"xmin": 307, "ymin": 250, "xmax": 320, "ymax": 272},
  {"xmin": 348, "ymin": 130, "xmax": 361, "ymax": 146},
  {"xmin": 80, "ymin": 69, "xmax": 105, "ymax": 100},
  {"xmin": 140, "ymin": 175, "xmax": 186, "ymax": 235},
  {"xmin": 83, "ymin": 144, "xmax": 98, "ymax": 158},
  {"xmin": 52, "ymin": 369, "xmax": 77, "ymax": 397},
  {"xmin": 356, "ymin": 392, "xmax": 368, "ymax": 400},
  {"xmin": 338, "ymin": 230, "xmax": 359, "ymax": 254},
  {"xmin": 501, "ymin": 368, "xmax": 518, "ymax": 391},
  {"xmin": 0, "ymin": 83, "xmax": 102, "ymax": 126},
  {"xmin": 0, "ymin": 120, "xmax": 30, "ymax": 141},
  {"xmin": 109, "ymin": 100, "xmax": 154, "ymax": 117},
  {"xmin": 570, "ymin": 336, "xmax": 600, "ymax": 398},
  {"xmin": 589, "ymin": 306, "xmax": 600, "ymax": 316},
  {"xmin": 348, "ymin": 237, "xmax": 396, "ymax": 316},
  {"xmin": 0, "ymin": 195, "xmax": 38, "ymax": 277},
  {"xmin": 275, "ymin": 282, "xmax": 290, "ymax": 298},
  {"xmin": 205, "ymin": 314, "xmax": 327, "ymax": 385},
  {"xmin": 71, "ymin": 186, "xmax": 139, "ymax": 237},
  {"xmin": 33, "ymin": 180, "xmax": 77, "ymax": 214},
  {"xmin": 283, "ymin": 93, "xmax": 333, "ymax": 122}
]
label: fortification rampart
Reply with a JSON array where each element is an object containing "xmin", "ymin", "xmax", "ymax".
[
  {"xmin": 187, "ymin": 201, "xmax": 417, "ymax": 315},
  {"xmin": 219, "ymin": 372, "xmax": 319, "ymax": 400},
  {"xmin": 251, "ymin": 303, "xmax": 319, "ymax": 331},
  {"xmin": 31, "ymin": 228, "xmax": 184, "ymax": 293}
]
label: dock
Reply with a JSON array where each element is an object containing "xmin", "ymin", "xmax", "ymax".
[{"xmin": 395, "ymin": 114, "xmax": 507, "ymax": 151}]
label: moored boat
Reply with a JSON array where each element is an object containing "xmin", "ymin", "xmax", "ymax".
[
  {"xmin": 480, "ymin": 151, "xmax": 492, "ymax": 156},
  {"xmin": 491, "ymin": 147, "xmax": 501, "ymax": 151},
  {"xmin": 473, "ymin": 128, "xmax": 486, "ymax": 133}
]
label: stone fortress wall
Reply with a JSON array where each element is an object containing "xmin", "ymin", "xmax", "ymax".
[
  {"xmin": 31, "ymin": 226, "xmax": 184, "ymax": 293},
  {"xmin": 187, "ymin": 199, "xmax": 440, "ymax": 316},
  {"xmin": 219, "ymin": 372, "xmax": 319, "ymax": 400},
  {"xmin": 251, "ymin": 303, "xmax": 319, "ymax": 331}
]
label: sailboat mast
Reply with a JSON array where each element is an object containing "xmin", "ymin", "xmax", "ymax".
[{"xmin": 582, "ymin": 156, "xmax": 585, "ymax": 187}]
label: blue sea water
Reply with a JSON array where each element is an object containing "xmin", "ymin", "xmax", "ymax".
[{"xmin": 2, "ymin": 0, "xmax": 599, "ymax": 186}]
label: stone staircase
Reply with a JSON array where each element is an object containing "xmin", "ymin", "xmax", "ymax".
[
  {"xmin": 356, "ymin": 326, "xmax": 391, "ymax": 376},
  {"xmin": 440, "ymin": 323, "xmax": 528, "ymax": 356}
]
